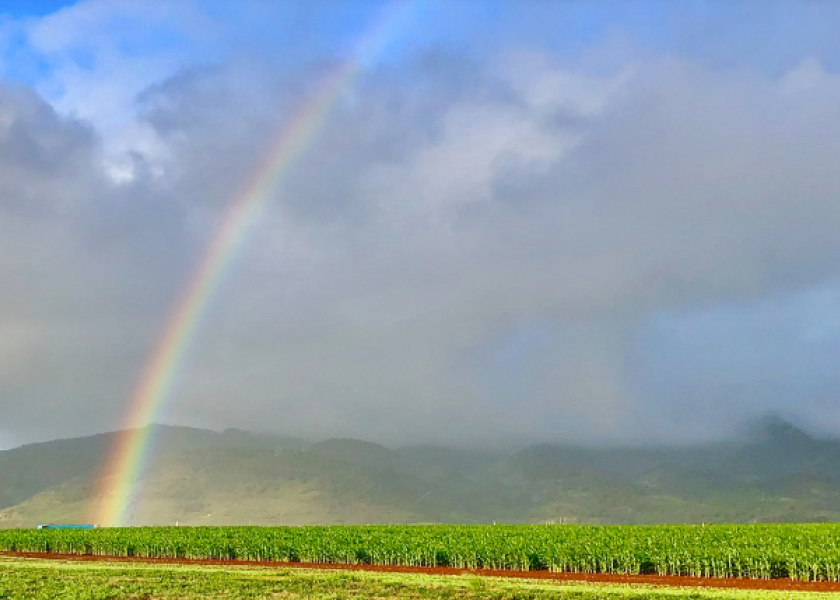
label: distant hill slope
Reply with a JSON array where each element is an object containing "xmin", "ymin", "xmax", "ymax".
[
  {"xmin": 2, "ymin": 418, "xmax": 840, "ymax": 527},
  {"xmin": 0, "ymin": 423, "xmax": 308, "ymax": 513},
  {"xmin": 0, "ymin": 432, "xmax": 113, "ymax": 510}
]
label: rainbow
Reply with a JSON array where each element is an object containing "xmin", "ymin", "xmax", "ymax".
[{"xmin": 90, "ymin": 0, "xmax": 419, "ymax": 527}]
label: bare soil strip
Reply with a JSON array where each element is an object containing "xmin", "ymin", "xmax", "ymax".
[{"xmin": 3, "ymin": 551, "xmax": 839, "ymax": 593}]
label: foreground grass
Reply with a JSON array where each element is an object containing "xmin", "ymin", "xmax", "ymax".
[{"xmin": 0, "ymin": 557, "xmax": 834, "ymax": 600}]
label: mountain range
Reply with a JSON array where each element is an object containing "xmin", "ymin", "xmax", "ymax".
[{"xmin": 2, "ymin": 416, "xmax": 839, "ymax": 527}]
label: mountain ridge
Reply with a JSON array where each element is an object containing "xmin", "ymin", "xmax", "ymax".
[{"xmin": 2, "ymin": 417, "xmax": 839, "ymax": 527}]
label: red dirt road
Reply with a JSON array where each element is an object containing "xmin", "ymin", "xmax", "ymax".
[{"xmin": 3, "ymin": 551, "xmax": 840, "ymax": 593}]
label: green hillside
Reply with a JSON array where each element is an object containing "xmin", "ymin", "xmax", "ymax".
[{"xmin": 2, "ymin": 418, "xmax": 840, "ymax": 527}]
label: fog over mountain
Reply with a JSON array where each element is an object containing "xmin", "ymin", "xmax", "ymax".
[
  {"xmin": 1, "ymin": 1, "xmax": 840, "ymax": 450},
  {"xmin": 3, "ymin": 417, "xmax": 840, "ymax": 527}
]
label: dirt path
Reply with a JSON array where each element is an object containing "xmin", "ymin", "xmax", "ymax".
[{"xmin": 2, "ymin": 551, "xmax": 839, "ymax": 593}]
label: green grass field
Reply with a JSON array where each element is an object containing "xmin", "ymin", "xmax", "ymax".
[
  {"xmin": 3, "ymin": 524, "xmax": 840, "ymax": 580},
  {"xmin": 0, "ymin": 556, "xmax": 833, "ymax": 600}
]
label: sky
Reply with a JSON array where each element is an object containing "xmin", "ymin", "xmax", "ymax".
[{"xmin": 1, "ymin": 0, "xmax": 840, "ymax": 450}]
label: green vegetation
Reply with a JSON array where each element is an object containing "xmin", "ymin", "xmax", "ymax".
[
  {"xmin": 0, "ymin": 556, "xmax": 829, "ymax": 600},
  {"xmin": 4, "ymin": 420, "xmax": 840, "ymax": 528},
  {"xmin": 2, "ymin": 524, "xmax": 840, "ymax": 581}
]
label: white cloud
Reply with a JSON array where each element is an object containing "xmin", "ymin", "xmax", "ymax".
[
  {"xmin": 8, "ymin": 0, "xmax": 217, "ymax": 180},
  {"xmin": 2, "ymin": 11, "xmax": 840, "ymax": 447}
]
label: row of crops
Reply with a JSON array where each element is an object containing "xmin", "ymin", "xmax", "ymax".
[{"xmin": 2, "ymin": 524, "xmax": 840, "ymax": 581}]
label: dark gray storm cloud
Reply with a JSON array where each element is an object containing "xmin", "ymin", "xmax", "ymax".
[{"xmin": 2, "ymin": 21, "xmax": 840, "ymax": 448}]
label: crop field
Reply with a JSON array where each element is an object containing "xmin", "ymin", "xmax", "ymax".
[
  {"xmin": 2, "ymin": 524, "xmax": 840, "ymax": 582},
  {"xmin": 0, "ymin": 556, "xmax": 832, "ymax": 600}
]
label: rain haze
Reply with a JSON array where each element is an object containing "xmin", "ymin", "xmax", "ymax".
[{"xmin": 1, "ymin": 0, "xmax": 840, "ymax": 451}]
